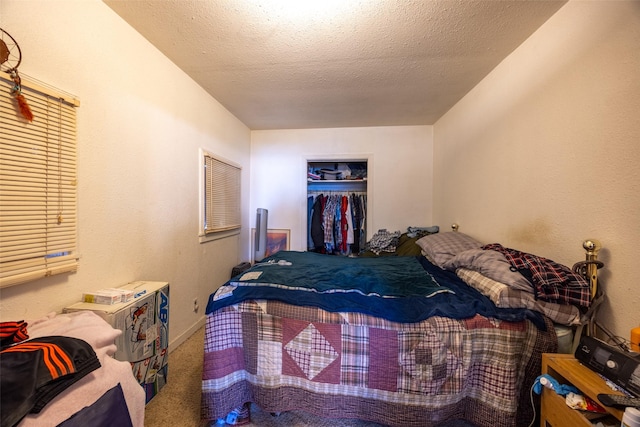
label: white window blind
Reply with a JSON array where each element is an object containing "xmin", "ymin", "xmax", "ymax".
[
  {"xmin": 0, "ymin": 74, "xmax": 79, "ymax": 288},
  {"xmin": 204, "ymin": 153, "xmax": 241, "ymax": 234}
]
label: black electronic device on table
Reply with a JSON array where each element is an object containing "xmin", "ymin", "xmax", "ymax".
[{"xmin": 575, "ymin": 335, "xmax": 640, "ymax": 397}]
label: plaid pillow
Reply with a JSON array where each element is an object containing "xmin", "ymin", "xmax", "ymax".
[
  {"xmin": 415, "ymin": 232, "xmax": 482, "ymax": 268},
  {"xmin": 442, "ymin": 248, "xmax": 533, "ymax": 292},
  {"xmin": 457, "ymin": 268, "xmax": 581, "ymax": 326}
]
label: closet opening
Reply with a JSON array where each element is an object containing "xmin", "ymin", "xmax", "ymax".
[{"xmin": 306, "ymin": 160, "xmax": 368, "ymax": 256}]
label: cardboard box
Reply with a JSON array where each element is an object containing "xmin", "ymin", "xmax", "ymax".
[
  {"xmin": 82, "ymin": 289, "xmax": 122, "ymax": 305},
  {"xmin": 131, "ymin": 347, "xmax": 169, "ymax": 402},
  {"xmin": 64, "ymin": 281, "xmax": 169, "ymax": 403},
  {"xmin": 114, "ymin": 281, "xmax": 169, "ymax": 362}
]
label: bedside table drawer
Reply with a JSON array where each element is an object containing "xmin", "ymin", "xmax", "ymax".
[
  {"xmin": 540, "ymin": 353, "xmax": 624, "ymax": 427},
  {"xmin": 541, "ymin": 389, "xmax": 592, "ymax": 427}
]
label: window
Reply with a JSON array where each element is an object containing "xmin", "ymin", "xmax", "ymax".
[
  {"xmin": 0, "ymin": 74, "xmax": 79, "ymax": 288},
  {"xmin": 203, "ymin": 151, "xmax": 241, "ymax": 235}
]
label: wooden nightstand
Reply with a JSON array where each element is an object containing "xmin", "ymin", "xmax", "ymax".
[{"xmin": 541, "ymin": 353, "xmax": 625, "ymax": 426}]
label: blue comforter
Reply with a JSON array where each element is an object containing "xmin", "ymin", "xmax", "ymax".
[{"xmin": 206, "ymin": 251, "xmax": 546, "ymax": 328}]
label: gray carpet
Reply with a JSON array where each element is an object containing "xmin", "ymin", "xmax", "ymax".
[
  {"xmin": 144, "ymin": 326, "xmax": 205, "ymax": 427},
  {"xmin": 144, "ymin": 326, "xmax": 476, "ymax": 427}
]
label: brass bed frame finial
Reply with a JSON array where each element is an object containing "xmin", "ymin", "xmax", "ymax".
[
  {"xmin": 573, "ymin": 239, "xmax": 604, "ymax": 300},
  {"xmin": 451, "ymin": 224, "xmax": 459, "ymax": 232}
]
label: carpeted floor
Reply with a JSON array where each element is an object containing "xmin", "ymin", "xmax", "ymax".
[
  {"xmin": 144, "ymin": 326, "xmax": 476, "ymax": 427},
  {"xmin": 144, "ymin": 326, "xmax": 205, "ymax": 427}
]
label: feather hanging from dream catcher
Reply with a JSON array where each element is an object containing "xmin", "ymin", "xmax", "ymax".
[{"xmin": 1, "ymin": 27, "xmax": 33, "ymax": 122}]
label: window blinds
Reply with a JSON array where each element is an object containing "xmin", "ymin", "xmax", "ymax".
[
  {"xmin": 0, "ymin": 75, "xmax": 79, "ymax": 287},
  {"xmin": 204, "ymin": 154, "xmax": 241, "ymax": 234}
]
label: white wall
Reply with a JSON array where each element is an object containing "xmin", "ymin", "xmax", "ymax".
[
  {"xmin": 433, "ymin": 0, "xmax": 640, "ymax": 340},
  {"xmin": 250, "ymin": 126, "xmax": 433, "ymax": 255},
  {"xmin": 3, "ymin": 0, "xmax": 636, "ymax": 349},
  {"xmin": 0, "ymin": 0, "xmax": 251, "ymax": 348}
]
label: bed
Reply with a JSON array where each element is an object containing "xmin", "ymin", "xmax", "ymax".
[
  {"xmin": 1, "ymin": 311, "xmax": 145, "ymax": 427},
  {"xmin": 201, "ymin": 229, "xmax": 602, "ymax": 427}
]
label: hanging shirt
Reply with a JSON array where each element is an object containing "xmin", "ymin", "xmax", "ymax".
[
  {"xmin": 310, "ymin": 194, "xmax": 325, "ymax": 251},
  {"xmin": 323, "ymin": 195, "xmax": 338, "ymax": 252},
  {"xmin": 334, "ymin": 196, "xmax": 342, "ymax": 253},
  {"xmin": 340, "ymin": 196, "xmax": 349, "ymax": 253},
  {"xmin": 307, "ymin": 196, "xmax": 314, "ymax": 250},
  {"xmin": 346, "ymin": 196, "xmax": 354, "ymax": 246}
]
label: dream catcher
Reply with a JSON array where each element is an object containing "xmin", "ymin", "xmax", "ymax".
[{"xmin": 1, "ymin": 27, "xmax": 33, "ymax": 122}]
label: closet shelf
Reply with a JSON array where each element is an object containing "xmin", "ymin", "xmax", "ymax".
[
  {"xmin": 307, "ymin": 180, "xmax": 366, "ymax": 192},
  {"xmin": 308, "ymin": 179, "xmax": 366, "ymax": 183}
]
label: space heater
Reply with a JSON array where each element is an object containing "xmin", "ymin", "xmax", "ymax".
[{"xmin": 254, "ymin": 208, "xmax": 268, "ymax": 262}]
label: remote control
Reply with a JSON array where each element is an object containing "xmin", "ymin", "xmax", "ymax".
[{"xmin": 597, "ymin": 393, "xmax": 640, "ymax": 408}]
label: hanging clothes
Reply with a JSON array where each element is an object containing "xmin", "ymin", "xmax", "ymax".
[
  {"xmin": 307, "ymin": 195, "xmax": 314, "ymax": 250},
  {"xmin": 359, "ymin": 194, "xmax": 367, "ymax": 251},
  {"xmin": 345, "ymin": 196, "xmax": 354, "ymax": 247},
  {"xmin": 323, "ymin": 194, "xmax": 339, "ymax": 253},
  {"xmin": 350, "ymin": 193, "xmax": 365, "ymax": 254},
  {"xmin": 340, "ymin": 196, "xmax": 348, "ymax": 253},
  {"xmin": 308, "ymin": 191, "xmax": 366, "ymax": 255},
  {"xmin": 310, "ymin": 194, "xmax": 325, "ymax": 252}
]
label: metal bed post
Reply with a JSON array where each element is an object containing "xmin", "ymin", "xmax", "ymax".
[{"xmin": 572, "ymin": 239, "xmax": 605, "ymax": 350}]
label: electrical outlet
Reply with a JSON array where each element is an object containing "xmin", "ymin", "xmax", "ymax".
[{"xmin": 193, "ymin": 298, "xmax": 199, "ymax": 313}]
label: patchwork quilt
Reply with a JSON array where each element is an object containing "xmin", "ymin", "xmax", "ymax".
[{"xmin": 201, "ymin": 300, "xmax": 556, "ymax": 427}]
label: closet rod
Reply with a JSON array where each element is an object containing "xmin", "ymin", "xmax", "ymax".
[{"xmin": 308, "ymin": 190, "xmax": 366, "ymax": 195}]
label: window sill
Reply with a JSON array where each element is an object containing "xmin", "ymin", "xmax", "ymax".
[{"xmin": 199, "ymin": 228, "xmax": 240, "ymax": 243}]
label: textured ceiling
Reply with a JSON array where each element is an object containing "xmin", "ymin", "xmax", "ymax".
[{"xmin": 104, "ymin": 0, "xmax": 566, "ymax": 130}]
